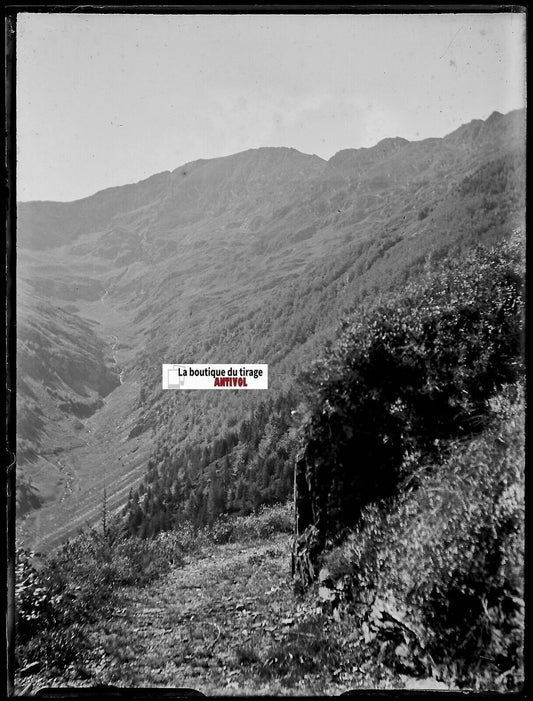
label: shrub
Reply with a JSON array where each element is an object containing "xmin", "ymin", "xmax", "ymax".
[
  {"xmin": 294, "ymin": 237, "xmax": 524, "ymax": 575},
  {"xmin": 321, "ymin": 387, "xmax": 524, "ymax": 688},
  {"xmin": 15, "ymin": 548, "xmax": 60, "ymax": 644},
  {"xmin": 15, "ymin": 517, "xmax": 184, "ymax": 669},
  {"xmin": 206, "ymin": 502, "xmax": 293, "ymax": 544},
  {"xmin": 16, "ymin": 501, "xmax": 292, "ymax": 670}
]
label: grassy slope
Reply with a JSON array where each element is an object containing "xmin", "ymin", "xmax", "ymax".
[
  {"xmin": 315, "ymin": 387, "xmax": 525, "ymax": 691},
  {"xmin": 16, "ymin": 528, "xmax": 409, "ymax": 696},
  {"xmin": 16, "ymin": 382, "xmax": 524, "ymax": 696}
]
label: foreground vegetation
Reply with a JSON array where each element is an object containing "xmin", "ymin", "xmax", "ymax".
[
  {"xmin": 16, "ymin": 392, "xmax": 525, "ymax": 692},
  {"xmin": 289, "ymin": 235, "xmax": 525, "ymax": 689},
  {"xmin": 14, "ymin": 505, "xmax": 294, "ymax": 681},
  {"xmin": 294, "ymin": 238, "xmax": 523, "ymax": 563},
  {"xmin": 320, "ymin": 388, "xmax": 524, "ymax": 690},
  {"xmin": 15, "ymin": 520, "xmax": 182, "ymax": 673},
  {"xmin": 15, "ymin": 402, "xmax": 524, "ymax": 693}
]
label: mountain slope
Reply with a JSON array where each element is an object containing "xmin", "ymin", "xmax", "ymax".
[{"xmin": 16, "ymin": 108, "xmax": 525, "ymax": 550}]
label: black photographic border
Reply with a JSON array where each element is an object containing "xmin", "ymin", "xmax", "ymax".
[{"xmin": 3, "ymin": 3, "xmax": 528, "ymax": 699}]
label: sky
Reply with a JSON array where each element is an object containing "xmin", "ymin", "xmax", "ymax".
[{"xmin": 17, "ymin": 12, "xmax": 526, "ymax": 202}]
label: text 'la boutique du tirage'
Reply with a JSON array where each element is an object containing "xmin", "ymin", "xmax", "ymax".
[{"xmin": 162, "ymin": 364, "xmax": 268, "ymax": 390}]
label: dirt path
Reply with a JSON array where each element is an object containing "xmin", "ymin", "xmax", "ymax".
[
  {"xmin": 93, "ymin": 537, "xmax": 297, "ymax": 693},
  {"xmin": 21, "ymin": 535, "xmax": 359, "ymax": 695}
]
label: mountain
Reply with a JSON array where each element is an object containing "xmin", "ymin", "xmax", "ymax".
[{"xmin": 15, "ymin": 109, "xmax": 525, "ymax": 550}]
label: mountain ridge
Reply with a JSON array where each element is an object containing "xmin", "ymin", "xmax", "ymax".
[{"xmin": 18, "ymin": 108, "xmax": 524, "ymax": 208}]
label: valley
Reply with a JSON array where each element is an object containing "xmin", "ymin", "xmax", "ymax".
[
  {"xmin": 17, "ymin": 282, "xmax": 150, "ymax": 551},
  {"xmin": 16, "ymin": 108, "xmax": 525, "ymax": 551}
]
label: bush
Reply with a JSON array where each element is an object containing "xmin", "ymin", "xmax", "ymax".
[
  {"xmin": 15, "ymin": 517, "xmax": 184, "ymax": 669},
  {"xmin": 15, "ymin": 548, "xmax": 60, "ymax": 644},
  {"xmin": 294, "ymin": 237, "xmax": 524, "ymax": 573},
  {"xmin": 321, "ymin": 387, "xmax": 524, "ymax": 688},
  {"xmin": 206, "ymin": 502, "xmax": 293, "ymax": 545}
]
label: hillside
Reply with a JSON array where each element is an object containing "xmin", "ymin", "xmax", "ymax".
[
  {"xmin": 14, "ymin": 234, "xmax": 525, "ymax": 692},
  {"xmin": 16, "ymin": 108, "xmax": 525, "ymax": 551},
  {"xmin": 15, "ymin": 372, "xmax": 525, "ymax": 695},
  {"xmin": 16, "ymin": 525, "xmax": 433, "ymax": 695}
]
